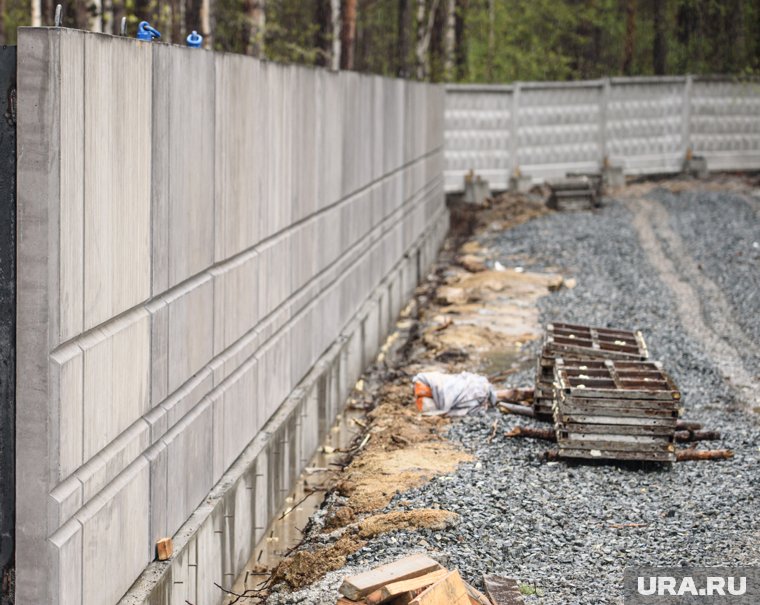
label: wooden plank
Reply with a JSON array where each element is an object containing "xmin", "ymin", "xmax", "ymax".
[
  {"xmin": 464, "ymin": 582, "xmax": 492, "ymax": 605},
  {"xmin": 366, "ymin": 569, "xmax": 449, "ymax": 605},
  {"xmin": 483, "ymin": 574, "xmax": 524, "ymax": 605},
  {"xmin": 339, "ymin": 555, "xmax": 443, "ymax": 600},
  {"xmin": 410, "ymin": 570, "xmax": 470, "ymax": 605}
]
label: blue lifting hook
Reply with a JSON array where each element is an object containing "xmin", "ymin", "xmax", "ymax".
[
  {"xmin": 136, "ymin": 21, "xmax": 161, "ymax": 41},
  {"xmin": 186, "ymin": 31, "xmax": 203, "ymax": 48}
]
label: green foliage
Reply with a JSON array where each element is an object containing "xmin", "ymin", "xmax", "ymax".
[
  {"xmin": 2, "ymin": 0, "xmax": 30, "ymax": 43},
  {"xmin": 1, "ymin": 0, "xmax": 758, "ymax": 80}
]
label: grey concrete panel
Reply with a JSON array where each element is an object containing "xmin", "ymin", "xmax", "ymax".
[
  {"xmin": 50, "ymin": 343, "xmax": 83, "ymax": 481},
  {"xmin": 83, "ymin": 34, "xmax": 152, "ymax": 329},
  {"xmin": 49, "ymin": 520, "xmax": 82, "ymax": 605},
  {"xmin": 17, "ymin": 27, "xmax": 446, "ymax": 605},
  {"xmin": 166, "ymin": 48, "xmax": 215, "ymax": 286},
  {"xmin": 165, "ymin": 276, "xmax": 214, "ymax": 393},
  {"xmin": 165, "ymin": 399, "xmax": 214, "ymax": 537},
  {"xmin": 81, "ymin": 309, "xmax": 150, "ymax": 463},
  {"xmin": 58, "ymin": 30, "xmax": 85, "ymax": 342},
  {"xmin": 78, "ymin": 457, "xmax": 150, "ymax": 605}
]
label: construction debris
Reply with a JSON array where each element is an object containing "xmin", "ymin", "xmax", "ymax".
[
  {"xmin": 155, "ymin": 537, "xmax": 173, "ymax": 561},
  {"xmin": 546, "ymin": 176, "xmax": 599, "ymax": 211},
  {"xmin": 534, "ymin": 322, "xmax": 649, "ymax": 419},
  {"xmin": 518, "ymin": 323, "xmax": 732, "ymax": 464},
  {"xmin": 339, "ymin": 554, "xmax": 443, "ymax": 600},
  {"xmin": 505, "ymin": 426, "xmax": 555, "ymax": 441},
  {"xmin": 483, "ymin": 575, "xmax": 525, "ymax": 605},
  {"xmin": 338, "ymin": 555, "xmax": 524, "ymax": 605},
  {"xmin": 675, "ymin": 449, "xmax": 734, "ymax": 462},
  {"xmin": 552, "ymin": 358, "xmax": 682, "ymax": 462}
]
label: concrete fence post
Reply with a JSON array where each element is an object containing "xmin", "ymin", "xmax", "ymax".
[
  {"xmin": 510, "ymin": 82, "xmax": 520, "ymax": 177},
  {"xmin": 600, "ymin": 78, "xmax": 610, "ymax": 166},
  {"xmin": 682, "ymin": 74, "xmax": 693, "ymax": 158}
]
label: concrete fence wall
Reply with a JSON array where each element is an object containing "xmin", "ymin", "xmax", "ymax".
[
  {"xmin": 444, "ymin": 76, "xmax": 760, "ymax": 192},
  {"xmin": 16, "ymin": 27, "xmax": 446, "ymax": 605}
]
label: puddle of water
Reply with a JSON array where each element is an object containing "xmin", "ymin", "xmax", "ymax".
[
  {"xmin": 478, "ymin": 347, "xmax": 534, "ymax": 384},
  {"xmin": 223, "ymin": 405, "xmax": 365, "ymax": 603}
]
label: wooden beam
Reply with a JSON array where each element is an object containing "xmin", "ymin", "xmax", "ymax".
[
  {"xmin": 339, "ymin": 554, "xmax": 443, "ymax": 600},
  {"xmin": 410, "ymin": 570, "xmax": 470, "ymax": 604}
]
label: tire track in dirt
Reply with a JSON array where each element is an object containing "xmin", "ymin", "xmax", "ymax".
[{"xmin": 626, "ymin": 197, "xmax": 759, "ymax": 407}]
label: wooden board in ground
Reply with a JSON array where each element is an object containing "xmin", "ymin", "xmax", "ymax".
[
  {"xmin": 339, "ymin": 554, "xmax": 444, "ymax": 600},
  {"xmin": 365, "ymin": 569, "xmax": 449, "ymax": 605},
  {"xmin": 410, "ymin": 570, "xmax": 470, "ymax": 605},
  {"xmin": 483, "ymin": 574, "xmax": 525, "ymax": 605}
]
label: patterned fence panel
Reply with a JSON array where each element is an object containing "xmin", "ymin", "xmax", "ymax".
[
  {"xmin": 690, "ymin": 78, "xmax": 760, "ymax": 171},
  {"xmin": 445, "ymin": 76, "xmax": 760, "ymax": 192},
  {"xmin": 517, "ymin": 82, "xmax": 603, "ymax": 180},
  {"xmin": 606, "ymin": 77, "xmax": 687, "ymax": 174},
  {"xmin": 444, "ymin": 85, "xmax": 514, "ymax": 191}
]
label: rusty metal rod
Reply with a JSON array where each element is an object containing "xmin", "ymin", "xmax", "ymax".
[
  {"xmin": 674, "ymin": 430, "xmax": 721, "ymax": 442},
  {"xmin": 676, "ymin": 449, "xmax": 733, "ymax": 462},
  {"xmin": 506, "ymin": 426, "xmax": 556, "ymax": 441},
  {"xmin": 497, "ymin": 402, "xmax": 535, "ymax": 418},
  {"xmin": 676, "ymin": 420, "xmax": 703, "ymax": 431}
]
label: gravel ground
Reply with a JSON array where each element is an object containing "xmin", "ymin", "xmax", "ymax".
[{"xmin": 269, "ymin": 188, "xmax": 760, "ymax": 604}]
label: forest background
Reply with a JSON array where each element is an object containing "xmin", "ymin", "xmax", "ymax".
[{"xmin": 1, "ymin": 1, "xmax": 758, "ymax": 83}]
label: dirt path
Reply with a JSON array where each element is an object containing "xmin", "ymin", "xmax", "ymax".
[{"xmin": 626, "ymin": 197, "xmax": 759, "ymax": 407}]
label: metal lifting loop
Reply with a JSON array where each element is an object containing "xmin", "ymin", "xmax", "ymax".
[
  {"xmin": 186, "ymin": 31, "xmax": 203, "ymax": 48},
  {"xmin": 136, "ymin": 21, "xmax": 161, "ymax": 41}
]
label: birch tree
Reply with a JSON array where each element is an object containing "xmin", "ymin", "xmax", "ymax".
[
  {"xmin": 416, "ymin": 0, "xmax": 440, "ymax": 79},
  {"xmin": 31, "ymin": 0, "xmax": 41, "ymax": 26},
  {"xmin": 443, "ymin": 0, "xmax": 455, "ymax": 80},
  {"xmin": 245, "ymin": 0, "xmax": 265, "ymax": 57}
]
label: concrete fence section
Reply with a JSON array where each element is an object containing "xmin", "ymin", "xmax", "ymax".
[
  {"xmin": 444, "ymin": 76, "xmax": 760, "ymax": 192},
  {"xmin": 16, "ymin": 27, "xmax": 446, "ymax": 605}
]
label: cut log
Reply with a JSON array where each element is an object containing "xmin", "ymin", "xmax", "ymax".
[
  {"xmin": 497, "ymin": 403, "xmax": 535, "ymax": 418},
  {"xmin": 505, "ymin": 426, "xmax": 556, "ymax": 441},
  {"xmin": 483, "ymin": 574, "xmax": 524, "ymax": 604},
  {"xmin": 339, "ymin": 554, "xmax": 444, "ymax": 600},
  {"xmin": 410, "ymin": 570, "xmax": 470, "ymax": 604},
  {"xmin": 676, "ymin": 449, "xmax": 733, "ymax": 462},
  {"xmin": 365, "ymin": 569, "xmax": 449, "ymax": 605}
]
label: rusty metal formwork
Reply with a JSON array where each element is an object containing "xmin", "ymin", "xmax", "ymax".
[
  {"xmin": 533, "ymin": 323, "xmax": 649, "ymax": 419},
  {"xmin": 546, "ymin": 176, "xmax": 599, "ymax": 211},
  {"xmin": 552, "ymin": 358, "xmax": 682, "ymax": 462}
]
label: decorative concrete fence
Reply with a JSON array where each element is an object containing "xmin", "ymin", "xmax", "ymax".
[
  {"xmin": 16, "ymin": 27, "xmax": 446, "ymax": 605},
  {"xmin": 444, "ymin": 76, "xmax": 760, "ymax": 192}
]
